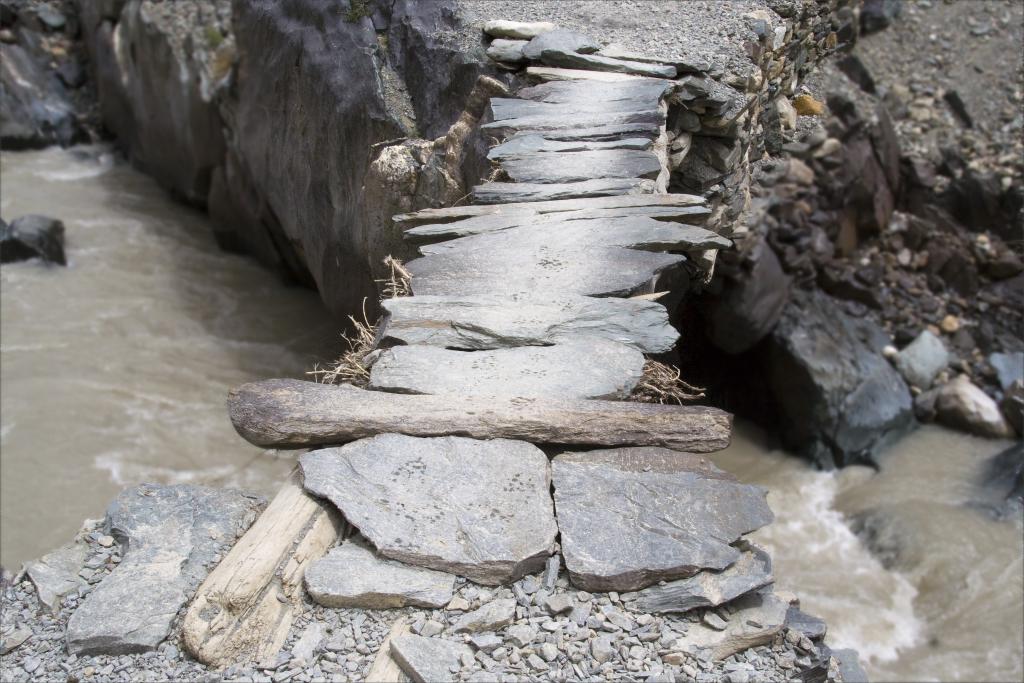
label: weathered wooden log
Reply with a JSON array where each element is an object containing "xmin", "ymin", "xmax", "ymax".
[
  {"xmin": 365, "ymin": 618, "xmax": 412, "ymax": 683},
  {"xmin": 181, "ymin": 470, "xmax": 344, "ymax": 668},
  {"xmin": 228, "ymin": 379, "xmax": 732, "ymax": 452}
]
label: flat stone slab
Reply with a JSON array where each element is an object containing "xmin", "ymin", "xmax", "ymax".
[
  {"xmin": 230, "ymin": 379, "xmax": 732, "ymax": 453},
  {"xmin": 473, "ymin": 178, "xmax": 655, "ymax": 204},
  {"xmin": 499, "ymin": 149, "xmax": 662, "ymax": 184},
  {"xmin": 305, "ymin": 539, "xmax": 456, "ymax": 609},
  {"xmin": 515, "ymin": 122, "xmax": 664, "ymax": 141},
  {"xmin": 536, "ymin": 50, "xmax": 677, "ymax": 78},
  {"xmin": 417, "ymin": 215, "xmax": 729, "ymax": 256},
  {"xmin": 66, "ymin": 485, "xmax": 263, "ymax": 655},
  {"xmin": 521, "ymin": 29, "xmax": 600, "ymax": 61},
  {"xmin": 393, "ymin": 193, "xmax": 705, "ymax": 226},
  {"xmin": 391, "ymin": 634, "xmax": 472, "ymax": 683},
  {"xmin": 622, "ymin": 544, "xmax": 773, "ymax": 614},
  {"xmin": 488, "ymin": 135, "xmax": 653, "ymax": 160},
  {"xmin": 404, "ymin": 204, "xmax": 710, "ymax": 243},
  {"xmin": 517, "ymin": 79, "xmax": 671, "ymax": 105},
  {"xmin": 481, "ymin": 109, "xmax": 663, "ymax": 134},
  {"xmin": 552, "ymin": 448, "xmax": 773, "ymax": 592},
  {"xmin": 25, "ymin": 540, "xmax": 88, "ymax": 613},
  {"xmin": 450, "ymin": 598, "xmax": 517, "ymax": 633},
  {"xmin": 483, "ymin": 20, "xmax": 556, "ymax": 40},
  {"xmin": 299, "ymin": 434, "xmax": 557, "ymax": 585},
  {"xmin": 379, "ymin": 293, "xmax": 678, "ymax": 353},
  {"xmin": 368, "ymin": 338, "xmax": 645, "ymax": 400},
  {"xmin": 674, "ymin": 591, "xmax": 789, "ymax": 660},
  {"xmin": 526, "ymin": 66, "xmax": 663, "ymax": 83},
  {"xmin": 406, "ymin": 245, "xmax": 684, "ymax": 297},
  {"xmin": 490, "ymin": 97, "xmax": 661, "ymax": 120}
]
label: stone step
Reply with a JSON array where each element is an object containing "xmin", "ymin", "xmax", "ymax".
[
  {"xmin": 480, "ymin": 108, "xmax": 662, "ymax": 134},
  {"xmin": 406, "ymin": 245, "xmax": 683, "ymax": 297},
  {"xmin": 487, "ymin": 135, "xmax": 653, "ymax": 160},
  {"xmin": 228, "ymin": 379, "xmax": 732, "ymax": 453},
  {"xmin": 368, "ymin": 338, "xmax": 645, "ymax": 400},
  {"xmin": 472, "ymin": 178, "xmax": 655, "ymax": 204},
  {"xmin": 533, "ymin": 50, "xmax": 677, "ymax": 78},
  {"xmin": 379, "ymin": 293, "xmax": 679, "ymax": 353},
  {"xmin": 404, "ymin": 204, "xmax": 711, "ymax": 243},
  {"xmin": 489, "ymin": 97, "xmax": 661, "ymax": 120},
  {"xmin": 416, "ymin": 215, "xmax": 729, "ymax": 257},
  {"xmin": 512, "ymin": 121, "xmax": 663, "ymax": 141},
  {"xmin": 517, "ymin": 79, "xmax": 671, "ymax": 105},
  {"xmin": 299, "ymin": 434, "xmax": 558, "ymax": 585},
  {"xmin": 551, "ymin": 447, "xmax": 773, "ymax": 592},
  {"xmin": 393, "ymin": 193, "xmax": 705, "ymax": 226},
  {"xmin": 526, "ymin": 66, "xmax": 662, "ymax": 83},
  {"xmin": 498, "ymin": 149, "xmax": 662, "ymax": 184}
]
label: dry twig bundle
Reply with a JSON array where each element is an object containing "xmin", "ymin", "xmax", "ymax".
[{"xmin": 630, "ymin": 359, "xmax": 706, "ymax": 404}]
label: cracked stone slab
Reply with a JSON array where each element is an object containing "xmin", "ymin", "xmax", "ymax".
[
  {"xmin": 536, "ymin": 50, "xmax": 677, "ymax": 78},
  {"xmin": 488, "ymin": 135, "xmax": 653, "ymax": 160},
  {"xmin": 380, "ymin": 293, "xmax": 678, "ymax": 353},
  {"xmin": 391, "ymin": 634, "xmax": 473, "ymax": 683},
  {"xmin": 473, "ymin": 178, "xmax": 655, "ymax": 204},
  {"xmin": 369, "ymin": 338, "xmax": 645, "ymax": 400},
  {"xmin": 404, "ymin": 205, "xmax": 710, "ymax": 243},
  {"xmin": 674, "ymin": 591, "xmax": 789, "ymax": 660},
  {"xmin": 393, "ymin": 193, "xmax": 705, "ymax": 226},
  {"xmin": 305, "ymin": 539, "xmax": 455, "ymax": 609},
  {"xmin": 417, "ymin": 215, "xmax": 729, "ymax": 257},
  {"xmin": 66, "ymin": 484, "xmax": 264, "ymax": 655},
  {"xmin": 515, "ymin": 122, "xmax": 664, "ymax": 141},
  {"xmin": 299, "ymin": 434, "xmax": 557, "ymax": 585},
  {"xmin": 490, "ymin": 97, "xmax": 661, "ymax": 121},
  {"xmin": 407, "ymin": 245, "xmax": 684, "ymax": 297},
  {"xmin": 499, "ymin": 149, "xmax": 662, "ymax": 184},
  {"xmin": 552, "ymin": 448, "xmax": 773, "ymax": 592},
  {"xmin": 25, "ymin": 540, "xmax": 88, "ymax": 613},
  {"xmin": 622, "ymin": 543, "xmax": 773, "ymax": 614}
]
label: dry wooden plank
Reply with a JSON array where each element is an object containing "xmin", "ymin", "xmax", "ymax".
[
  {"xmin": 366, "ymin": 618, "xmax": 412, "ymax": 683},
  {"xmin": 228, "ymin": 379, "xmax": 732, "ymax": 453},
  {"xmin": 181, "ymin": 470, "xmax": 345, "ymax": 668}
]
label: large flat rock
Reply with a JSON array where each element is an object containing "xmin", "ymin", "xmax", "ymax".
[
  {"xmin": 66, "ymin": 485, "xmax": 263, "ymax": 655},
  {"xmin": 552, "ymin": 448, "xmax": 773, "ymax": 592},
  {"xmin": 391, "ymin": 634, "xmax": 473, "ymax": 683},
  {"xmin": 405, "ymin": 204, "xmax": 710, "ymax": 243},
  {"xmin": 622, "ymin": 544, "xmax": 773, "ymax": 614},
  {"xmin": 488, "ymin": 135, "xmax": 653, "ymax": 159},
  {"xmin": 517, "ymin": 79, "xmax": 671, "ymax": 105},
  {"xmin": 380, "ymin": 293, "xmax": 679, "ymax": 353},
  {"xmin": 525, "ymin": 66, "xmax": 664, "ymax": 83},
  {"xmin": 417, "ymin": 215, "xmax": 729, "ymax": 256},
  {"xmin": 229, "ymin": 379, "xmax": 732, "ymax": 453},
  {"xmin": 472, "ymin": 178, "xmax": 655, "ymax": 204},
  {"xmin": 407, "ymin": 246, "xmax": 684, "ymax": 297},
  {"xmin": 305, "ymin": 539, "xmax": 455, "ymax": 609},
  {"xmin": 673, "ymin": 591, "xmax": 789, "ymax": 660},
  {"xmin": 299, "ymin": 434, "xmax": 557, "ymax": 585},
  {"xmin": 368, "ymin": 338, "xmax": 645, "ymax": 399},
  {"xmin": 393, "ymin": 193, "xmax": 705, "ymax": 226},
  {"xmin": 499, "ymin": 149, "xmax": 662, "ymax": 184}
]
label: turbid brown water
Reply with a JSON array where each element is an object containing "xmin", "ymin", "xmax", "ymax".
[
  {"xmin": 1, "ymin": 146, "xmax": 337, "ymax": 570},
  {"xmin": 2, "ymin": 146, "xmax": 1022, "ymax": 682}
]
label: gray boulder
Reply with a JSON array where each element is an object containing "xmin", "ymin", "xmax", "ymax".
[
  {"xmin": 0, "ymin": 41, "xmax": 84, "ymax": 149},
  {"xmin": 551, "ymin": 447, "xmax": 773, "ymax": 592},
  {"xmin": 486, "ymin": 38, "xmax": 527, "ymax": 63},
  {"xmin": 990, "ymin": 352, "xmax": 1024, "ymax": 391},
  {"xmin": 299, "ymin": 434, "xmax": 557, "ymax": 585},
  {"xmin": 766, "ymin": 290, "xmax": 913, "ymax": 468},
  {"xmin": 621, "ymin": 544, "xmax": 773, "ymax": 614},
  {"xmin": 894, "ymin": 330, "xmax": 949, "ymax": 389},
  {"xmin": 0, "ymin": 215, "xmax": 66, "ymax": 265},
  {"xmin": 66, "ymin": 484, "xmax": 264, "ymax": 655},
  {"xmin": 304, "ymin": 539, "xmax": 456, "ymax": 609},
  {"xmin": 368, "ymin": 338, "xmax": 645, "ymax": 400},
  {"xmin": 522, "ymin": 29, "xmax": 601, "ymax": 61},
  {"xmin": 832, "ymin": 648, "xmax": 870, "ymax": 682},
  {"xmin": 482, "ymin": 20, "xmax": 556, "ymax": 40},
  {"xmin": 934, "ymin": 375, "xmax": 1015, "ymax": 438},
  {"xmin": 391, "ymin": 634, "xmax": 473, "ymax": 683}
]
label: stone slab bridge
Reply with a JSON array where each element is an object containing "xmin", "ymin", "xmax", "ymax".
[{"xmin": 42, "ymin": 7, "xmax": 867, "ymax": 683}]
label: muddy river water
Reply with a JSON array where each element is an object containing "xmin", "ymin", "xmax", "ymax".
[{"xmin": 2, "ymin": 147, "xmax": 1021, "ymax": 681}]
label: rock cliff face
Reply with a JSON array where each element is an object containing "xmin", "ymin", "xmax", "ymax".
[{"xmin": 74, "ymin": 0, "xmax": 499, "ymax": 316}]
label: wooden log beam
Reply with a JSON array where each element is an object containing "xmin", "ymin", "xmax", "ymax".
[
  {"xmin": 228, "ymin": 379, "xmax": 731, "ymax": 453},
  {"xmin": 182, "ymin": 470, "xmax": 344, "ymax": 668},
  {"xmin": 366, "ymin": 618, "xmax": 412, "ymax": 683}
]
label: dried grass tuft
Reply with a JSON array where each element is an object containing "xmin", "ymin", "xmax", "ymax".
[
  {"xmin": 308, "ymin": 256, "xmax": 410, "ymax": 387},
  {"xmin": 631, "ymin": 360, "xmax": 706, "ymax": 404}
]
